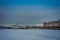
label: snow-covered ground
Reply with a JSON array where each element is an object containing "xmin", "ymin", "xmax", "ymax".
[{"xmin": 0, "ymin": 29, "xmax": 60, "ymax": 40}]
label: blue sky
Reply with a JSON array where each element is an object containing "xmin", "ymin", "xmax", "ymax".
[{"xmin": 0, "ymin": 0, "xmax": 60, "ymax": 24}]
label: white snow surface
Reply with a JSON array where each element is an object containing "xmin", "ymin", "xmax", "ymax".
[{"xmin": 0, "ymin": 29, "xmax": 60, "ymax": 40}]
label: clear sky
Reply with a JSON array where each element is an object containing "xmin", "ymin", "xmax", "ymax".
[{"xmin": 0, "ymin": 0, "xmax": 60, "ymax": 24}]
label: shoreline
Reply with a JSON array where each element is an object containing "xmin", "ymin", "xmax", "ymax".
[{"xmin": 0, "ymin": 26, "xmax": 60, "ymax": 30}]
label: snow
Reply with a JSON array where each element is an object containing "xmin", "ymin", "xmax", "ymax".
[
  {"xmin": 30, "ymin": 24, "xmax": 44, "ymax": 26},
  {"xmin": 0, "ymin": 29, "xmax": 60, "ymax": 40}
]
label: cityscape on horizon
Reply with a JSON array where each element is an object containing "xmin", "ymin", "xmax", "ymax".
[{"xmin": 0, "ymin": 0, "xmax": 60, "ymax": 40}]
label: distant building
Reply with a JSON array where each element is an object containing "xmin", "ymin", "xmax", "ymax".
[
  {"xmin": 16, "ymin": 23, "xmax": 19, "ymax": 29},
  {"xmin": 58, "ymin": 20, "xmax": 60, "ymax": 26},
  {"xmin": 44, "ymin": 20, "xmax": 60, "ymax": 28}
]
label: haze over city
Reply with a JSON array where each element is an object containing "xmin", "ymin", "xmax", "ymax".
[{"xmin": 0, "ymin": 0, "xmax": 60, "ymax": 24}]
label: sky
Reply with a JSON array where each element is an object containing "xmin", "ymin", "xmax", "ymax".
[{"xmin": 0, "ymin": 0, "xmax": 60, "ymax": 24}]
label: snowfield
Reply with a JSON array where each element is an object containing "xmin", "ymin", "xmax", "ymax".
[{"xmin": 0, "ymin": 29, "xmax": 60, "ymax": 40}]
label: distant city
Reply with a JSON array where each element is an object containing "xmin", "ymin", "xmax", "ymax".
[{"xmin": 0, "ymin": 19, "xmax": 60, "ymax": 29}]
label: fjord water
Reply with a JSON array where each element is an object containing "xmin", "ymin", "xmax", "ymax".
[{"xmin": 0, "ymin": 29, "xmax": 60, "ymax": 40}]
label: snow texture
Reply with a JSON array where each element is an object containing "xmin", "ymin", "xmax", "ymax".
[{"xmin": 0, "ymin": 29, "xmax": 60, "ymax": 40}]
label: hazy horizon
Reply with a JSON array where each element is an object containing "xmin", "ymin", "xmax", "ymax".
[{"xmin": 0, "ymin": 0, "xmax": 60, "ymax": 24}]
